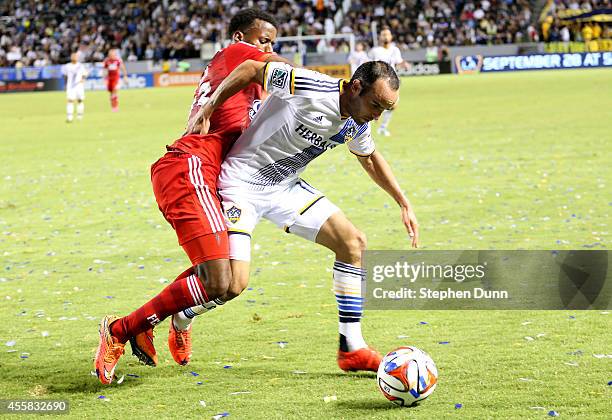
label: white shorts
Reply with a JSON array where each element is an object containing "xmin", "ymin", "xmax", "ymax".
[
  {"xmin": 220, "ymin": 179, "xmax": 340, "ymax": 261},
  {"xmin": 66, "ymin": 86, "xmax": 85, "ymax": 101}
]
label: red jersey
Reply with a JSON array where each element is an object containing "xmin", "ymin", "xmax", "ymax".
[
  {"xmin": 168, "ymin": 42, "xmax": 271, "ymax": 166},
  {"xmin": 104, "ymin": 57, "xmax": 123, "ymax": 80}
]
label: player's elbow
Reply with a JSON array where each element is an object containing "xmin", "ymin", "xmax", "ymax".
[{"xmin": 238, "ymin": 59, "xmax": 266, "ymax": 85}]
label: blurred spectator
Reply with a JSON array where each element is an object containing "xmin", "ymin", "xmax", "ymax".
[{"xmin": 348, "ymin": 41, "xmax": 369, "ymax": 73}]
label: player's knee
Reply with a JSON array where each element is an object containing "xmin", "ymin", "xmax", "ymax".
[
  {"xmin": 194, "ymin": 262, "xmax": 231, "ymax": 299},
  {"xmin": 337, "ymin": 228, "xmax": 367, "ymax": 262},
  {"xmin": 351, "ymin": 229, "xmax": 368, "ymax": 254},
  {"xmin": 224, "ymin": 280, "xmax": 246, "ymax": 301}
]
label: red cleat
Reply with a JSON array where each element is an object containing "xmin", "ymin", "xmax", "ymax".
[
  {"xmin": 168, "ymin": 320, "xmax": 192, "ymax": 365},
  {"xmin": 129, "ymin": 328, "xmax": 158, "ymax": 367},
  {"xmin": 94, "ymin": 315, "xmax": 125, "ymax": 384},
  {"xmin": 337, "ymin": 347, "xmax": 382, "ymax": 372}
]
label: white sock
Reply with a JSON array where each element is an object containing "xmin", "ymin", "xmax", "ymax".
[
  {"xmin": 172, "ymin": 298, "xmax": 225, "ymax": 331},
  {"xmin": 66, "ymin": 103, "xmax": 74, "ymax": 121},
  {"xmin": 380, "ymin": 109, "xmax": 393, "ymax": 130},
  {"xmin": 333, "ymin": 261, "xmax": 367, "ymax": 351},
  {"xmin": 76, "ymin": 102, "xmax": 84, "ymax": 119}
]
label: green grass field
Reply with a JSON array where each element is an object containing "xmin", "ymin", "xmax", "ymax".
[{"xmin": 0, "ymin": 69, "xmax": 610, "ymax": 419}]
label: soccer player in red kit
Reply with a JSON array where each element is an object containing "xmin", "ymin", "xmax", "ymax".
[
  {"xmin": 94, "ymin": 9, "xmax": 289, "ymax": 384},
  {"xmin": 103, "ymin": 49, "xmax": 128, "ymax": 112}
]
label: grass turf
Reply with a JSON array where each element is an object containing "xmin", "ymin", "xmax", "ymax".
[{"xmin": 0, "ymin": 69, "xmax": 610, "ymax": 419}]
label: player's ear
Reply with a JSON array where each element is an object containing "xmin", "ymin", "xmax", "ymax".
[
  {"xmin": 232, "ymin": 31, "xmax": 244, "ymax": 43},
  {"xmin": 351, "ymin": 79, "xmax": 363, "ymax": 96}
]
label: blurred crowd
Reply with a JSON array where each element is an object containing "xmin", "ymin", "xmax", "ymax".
[
  {"xmin": 2, "ymin": 0, "xmax": 609, "ymax": 68},
  {"xmin": 343, "ymin": 0, "xmax": 539, "ymax": 50},
  {"xmin": 0, "ymin": 0, "xmax": 339, "ymax": 67},
  {"xmin": 540, "ymin": 0, "xmax": 611, "ymax": 43}
]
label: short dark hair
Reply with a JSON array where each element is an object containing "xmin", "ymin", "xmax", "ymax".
[
  {"xmin": 228, "ymin": 8, "xmax": 278, "ymax": 35},
  {"xmin": 350, "ymin": 61, "xmax": 400, "ymax": 95}
]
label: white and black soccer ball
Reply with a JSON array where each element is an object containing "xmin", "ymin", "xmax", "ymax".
[{"xmin": 376, "ymin": 346, "xmax": 438, "ymax": 407}]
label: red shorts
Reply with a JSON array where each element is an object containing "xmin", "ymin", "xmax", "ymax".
[
  {"xmin": 151, "ymin": 151, "xmax": 228, "ymax": 264},
  {"xmin": 107, "ymin": 78, "xmax": 119, "ymax": 92}
]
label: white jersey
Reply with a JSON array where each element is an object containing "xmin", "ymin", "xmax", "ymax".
[
  {"xmin": 62, "ymin": 62, "xmax": 88, "ymax": 90},
  {"xmin": 369, "ymin": 45, "xmax": 403, "ymax": 69},
  {"xmin": 218, "ymin": 62, "xmax": 375, "ymax": 193},
  {"xmin": 348, "ymin": 50, "xmax": 369, "ymax": 74}
]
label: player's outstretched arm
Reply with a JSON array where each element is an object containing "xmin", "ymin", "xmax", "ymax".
[
  {"xmin": 357, "ymin": 151, "xmax": 419, "ymax": 248},
  {"xmin": 198, "ymin": 59, "xmax": 268, "ymax": 134}
]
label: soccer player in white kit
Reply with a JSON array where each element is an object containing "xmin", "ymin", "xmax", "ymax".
[
  {"xmin": 62, "ymin": 53, "xmax": 88, "ymax": 122},
  {"xmin": 186, "ymin": 60, "xmax": 419, "ymax": 372},
  {"xmin": 368, "ymin": 27, "xmax": 408, "ymax": 137}
]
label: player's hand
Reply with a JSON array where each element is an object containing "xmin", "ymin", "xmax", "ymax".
[
  {"xmin": 185, "ymin": 106, "xmax": 210, "ymax": 135},
  {"xmin": 401, "ymin": 204, "xmax": 419, "ymax": 248}
]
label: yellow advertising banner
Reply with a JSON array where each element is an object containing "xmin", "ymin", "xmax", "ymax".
[{"xmin": 305, "ymin": 64, "xmax": 352, "ymax": 79}]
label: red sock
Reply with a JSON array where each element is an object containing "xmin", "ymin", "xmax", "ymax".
[
  {"xmin": 111, "ymin": 273, "xmax": 208, "ymax": 343},
  {"xmin": 111, "ymin": 94, "xmax": 118, "ymax": 108},
  {"xmin": 174, "ymin": 267, "xmax": 194, "ymax": 282}
]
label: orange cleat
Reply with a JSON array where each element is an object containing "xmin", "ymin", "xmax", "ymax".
[
  {"xmin": 337, "ymin": 347, "xmax": 382, "ymax": 372},
  {"xmin": 94, "ymin": 315, "xmax": 125, "ymax": 384},
  {"xmin": 168, "ymin": 319, "xmax": 192, "ymax": 365},
  {"xmin": 129, "ymin": 328, "xmax": 158, "ymax": 367}
]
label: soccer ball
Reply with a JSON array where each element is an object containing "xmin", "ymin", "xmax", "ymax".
[{"xmin": 376, "ymin": 346, "xmax": 438, "ymax": 406}]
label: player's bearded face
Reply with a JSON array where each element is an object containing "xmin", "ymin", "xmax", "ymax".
[{"xmin": 238, "ymin": 20, "xmax": 278, "ymax": 53}]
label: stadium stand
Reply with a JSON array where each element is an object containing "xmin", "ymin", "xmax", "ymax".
[
  {"xmin": 342, "ymin": 0, "xmax": 540, "ymax": 49},
  {"xmin": 1, "ymin": 0, "xmax": 608, "ymax": 67},
  {"xmin": 539, "ymin": 0, "xmax": 611, "ymax": 43},
  {"xmin": 0, "ymin": 0, "xmax": 340, "ymax": 67}
]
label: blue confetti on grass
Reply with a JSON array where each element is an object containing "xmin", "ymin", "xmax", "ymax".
[
  {"xmin": 213, "ymin": 412, "xmax": 229, "ymax": 419},
  {"xmin": 97, "ymin": 395, "xmax": 107, "ymax": 400},
  {"xmin": 607, "ymin": 380, "xmax": 612, "ymax": 386},
  {"xmin": 104, "ymin": 296, "xmax": 114, "ymax": 299},
  {"xmin": 196, "ymin": 381, "xmax": 203, "ymax": 385},
  {"xmin": 455, "ymin": 403, "xmax": 462, "ymax": 409},
  {"xmin": 569, "ymin": 315, "xmax": 576, "ymax": 319},
  {"xmin": 190, "ymin": 371, "xmax": 199, "ymax": 376},
  {"xmin": 223, "ymin": 365, "xmax": 232, "ymax": 369},
  {"xmin": 438, "ymin": 341, "xmax": 450, "ymax": 345},
  {"xmin": 548, "ymin": 410, "xmax": 559, "ymax": 417},
  {"xmin": 126, "ymin": 374, "xmax": 140, "ymax": 378},
  {"xmin": 419, "ymin": 321, "xmax": 428, "ymax": 325}
]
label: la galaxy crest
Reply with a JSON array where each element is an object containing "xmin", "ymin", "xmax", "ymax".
[
  {"xmin": 344, "ymin": 125, "xmax": 357, "ymax": 143},
  {"xmin": 226, "ymin": 206, "xmax": 242, "ymax": 224}
]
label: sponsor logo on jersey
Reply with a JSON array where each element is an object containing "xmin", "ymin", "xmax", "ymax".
[
  {"xmin": 295, "ymin": 123, "xmax": 334, "ymax": 150},
  {"xmin": 314, "ymin": 115, "xmax": 324, "ymax": 122},
  {"xmin": 270, "ymin": 68, "xmax": 289, "ymax": 89},
  {"xmin": 226, "ymin": 206, "xmax": 242, "ymax": 224}
]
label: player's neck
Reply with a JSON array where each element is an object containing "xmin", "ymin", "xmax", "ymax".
[{"xmin": 339, "ymin": 81, "xmax": 351, "ymax": 118}]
